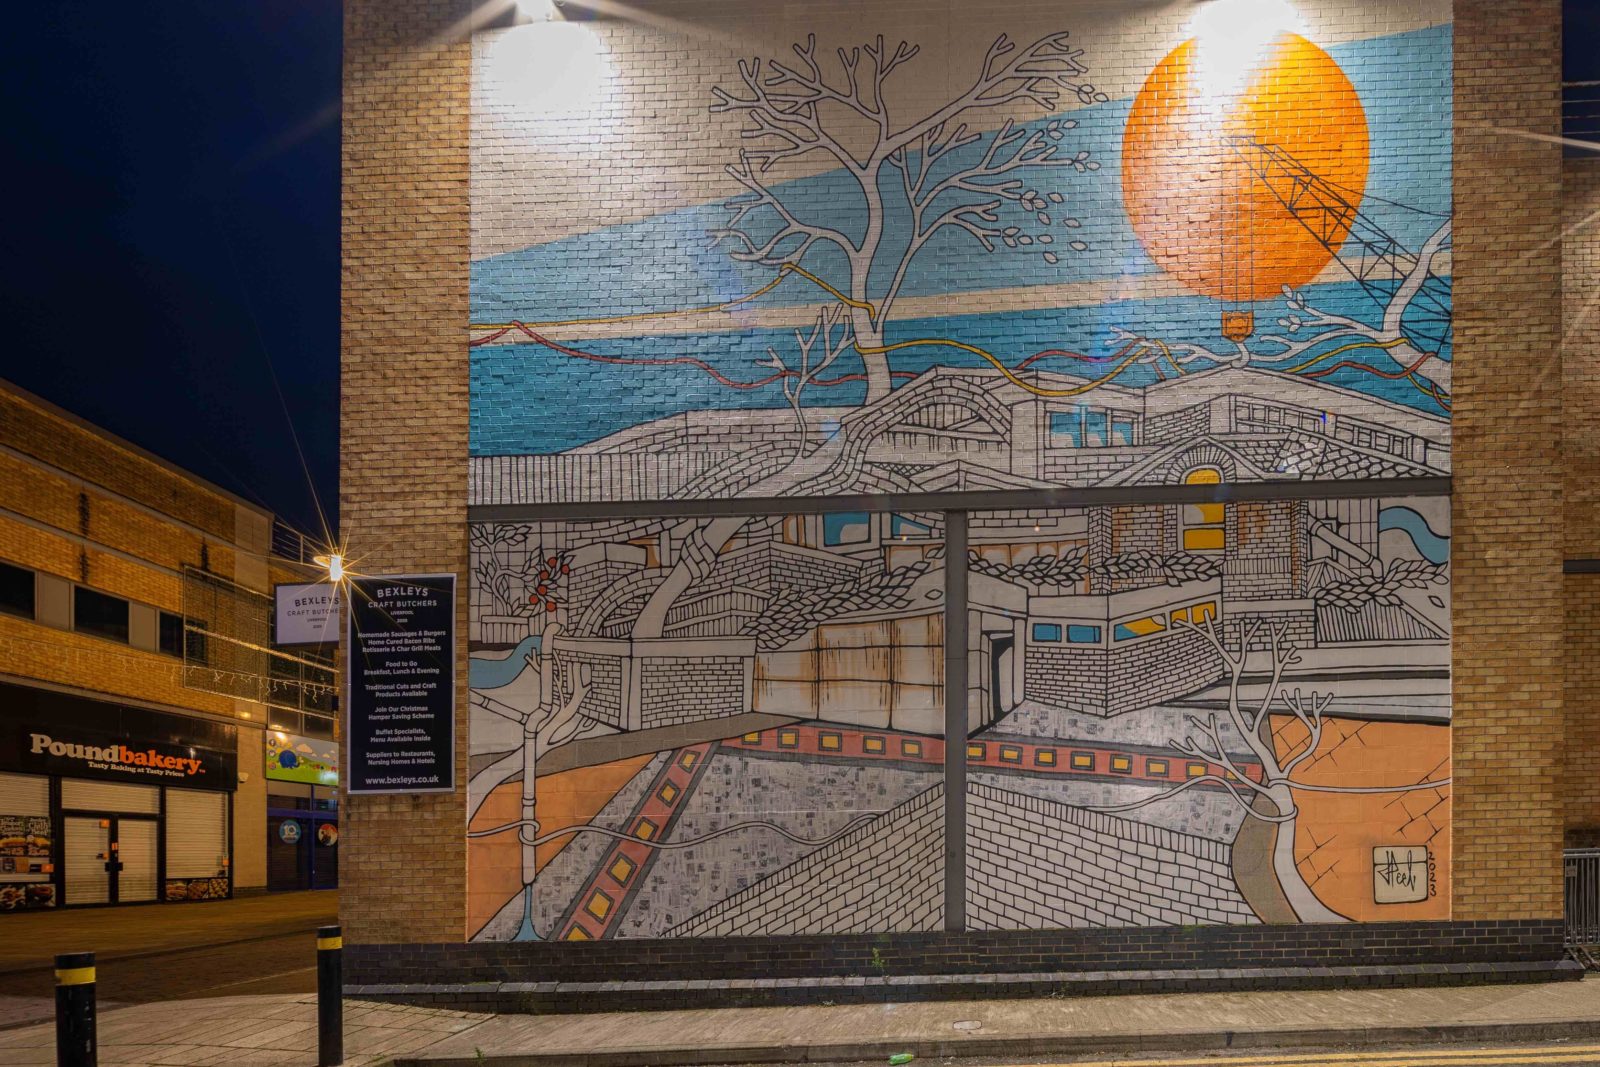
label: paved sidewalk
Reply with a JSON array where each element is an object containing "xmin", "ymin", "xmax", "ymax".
[
  {"xmin": 0, "ymin": 994, "xmax": 486, "ymax": 1067},
  {"xmin": 4, "ymin": 976, "xmax": 1600, "ymax": 1066}
]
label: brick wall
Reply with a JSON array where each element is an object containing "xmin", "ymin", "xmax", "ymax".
[
  {"xmin": 1450, "ymin": 0, "xmax": 1564, "ymax": 919},
  {"xmin": 341, "ymin": 0, "xmax": 472, "ymax": 943},
  {"xmin": 341, "ymin": 0, "xmax": 1577, "ymax": 960},
  {"xmin": 1564, "ymin": 159, "xmax": 1600, "ymax": 836}
]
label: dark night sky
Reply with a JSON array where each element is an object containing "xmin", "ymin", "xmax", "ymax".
[
  {"xmin": 3, "ymin": 2, "xmax": 341, "ymax": 542},
  {"xmin": 1, "ymin": 3, "xmax": 1596, "ymax": 544}
]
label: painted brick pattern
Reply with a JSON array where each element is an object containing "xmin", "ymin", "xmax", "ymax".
[
  {"xmin": 639, "ymin": 657, "xmax": 747, "ymax": 729},
  {"xmin": 967, "ymin": 782, "xmax": 1257, "ymax": 928},
  {"xmin": 667, "ymin": 784, "xmax": 943, "ymax": 937}
]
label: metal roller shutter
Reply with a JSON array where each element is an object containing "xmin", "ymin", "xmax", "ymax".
[
  {"xmin": 0, "ymin": 772, "xmax": 48, "ymax": 817},
  {"xmin": 164, "ymin": 789, "xmax": 228, "ymax": 879},
  {"xmin": 60, "ymin": 779, "xmax": 159, "ymax": 814}
]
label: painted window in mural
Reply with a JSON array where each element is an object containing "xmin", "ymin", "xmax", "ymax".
[
  {"xmin": 467, "ymin": 515, "xmax": 947, "ymax": 940},
  {"xmin": 962, "ymin": 496, "xmax": 1450, "ymax": 928},
  {"xmin": 469, "ymin": 3, "xmax": 1452, "ymax": 506}
]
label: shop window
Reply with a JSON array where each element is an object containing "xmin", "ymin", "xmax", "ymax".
[
  {"xmin": 1113, "ymin": 614, "xmax": 1166, "ymax": 642},
  {"xmin": 1181, "ymin": 467, "xmax": 1226, "ymax": 552},
  {"xmin": 73, "ymin": 587, "xmax": 129, "ymax": 643},
  {"xmin": 0, "ymin": 561, "xmax": 34, "ymax": 620}
]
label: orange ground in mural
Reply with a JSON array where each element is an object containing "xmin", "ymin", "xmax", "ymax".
[
  {"xmin": 1270, "ymin": 715, "xmax": 1450, "ymax": 922},
  {"xmin": 467, "ymin": 754, "xmax": 653, "ymax": 937},
  {"xmin": 1121, "ymin": 34, "xmax": 1370, "ymax": 301}
]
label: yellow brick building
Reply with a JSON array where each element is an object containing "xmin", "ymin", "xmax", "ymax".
[{"xmin": 0, "ymin": 379, "xmax": 334, "ymax": 909}]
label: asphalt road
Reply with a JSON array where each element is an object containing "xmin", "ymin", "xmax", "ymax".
[{"xmin": 0, "ymin": 890, "xmax": 334, "ymax": 1027}]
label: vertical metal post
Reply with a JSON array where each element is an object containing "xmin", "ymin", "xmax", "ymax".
[
  {"xmin": 54, "ymin": 951, "xmax": 95, "ymax": 1067},
  {"xmin": 943, "ymin": 511, "xmax": 968, "ymax": 932},
  {"xmin": 317, "ymin": 925, "xmax": 343, "ymax": 1067}
]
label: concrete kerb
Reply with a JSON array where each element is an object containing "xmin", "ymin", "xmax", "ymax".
[{"xmin": 393, "ymin": 1020, "xmax": 1600, "ymax": 1067}]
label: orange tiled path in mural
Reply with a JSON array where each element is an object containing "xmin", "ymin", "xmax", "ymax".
[
  {"xmin": 531, "ymin": 725, "xmax": 1270, "ymax": 940},
  {"xmin": 551, "ymin": 742, "xmax": 717, "ymax": 941},
  {"xmin": 1271, "ymin": 715, "xmax": 1451, "ymax": 922}
]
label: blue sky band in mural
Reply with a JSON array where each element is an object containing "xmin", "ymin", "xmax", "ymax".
[{"xmin": 469, "ymin": 17, "xmax": 1451, "ymax": 505}]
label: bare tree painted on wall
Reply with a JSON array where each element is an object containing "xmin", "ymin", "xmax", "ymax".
[
  {"xmin": 1090, "ymin": 616, "xmax": 1451, "ymax": 923},
  {"xmin": 711, "ymin": 32, "xmax": 1107, "ymax": 405},
  {"xmin": 1112, "ymin": 219, "xmax": 1453, "ymax": 401}
]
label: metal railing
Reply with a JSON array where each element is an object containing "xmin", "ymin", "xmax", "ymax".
[
  {"xmin": 1564, "ymin": 848, "xmax": 1600, "ymax": 946},
  {"xmin": 1563, "ymin": 81, "xmax": 1600, "ymax": 154}
]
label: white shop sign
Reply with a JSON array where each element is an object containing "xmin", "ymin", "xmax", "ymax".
[{"xmin": 273, "ymin": 583, "xmax": 342, "ymax": 647}]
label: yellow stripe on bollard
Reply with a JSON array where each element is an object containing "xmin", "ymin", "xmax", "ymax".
[
  {"xmin": 316, "ymin": 936, "xmax": 342, "ymax": 951},
  {"xmin": 54, "ymin": 967, "xmax": 95, "ymax": 986}
]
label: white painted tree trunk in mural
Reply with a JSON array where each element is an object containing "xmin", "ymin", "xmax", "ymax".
[
  {"xmin": 711, "ymin": 32, "xmax": 1108, "ymax": 405},
  {"xmin": 1091, "ymin": 616, "xmax": 1450, "ymax": 924}
]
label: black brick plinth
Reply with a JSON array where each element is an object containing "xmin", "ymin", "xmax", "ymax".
[{"xmin": 345, "ymin": 919, "xmax": 1572, "ymax": 1012}]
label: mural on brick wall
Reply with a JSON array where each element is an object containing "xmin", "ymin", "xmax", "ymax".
[
  {"xmin": 469, "ymin": 3, "xmax": 1452, "ymax": 506},
  {"xmin": 466, "ymin": 496, "xmax": 1448, "ymax": 937},
  {"xmin": 963, "ymin": 495, "xmax": 1450, "ymax": 927},
  {"xmin": 466, "ymin": 514, "xmax": 949, "ymax": 939}
]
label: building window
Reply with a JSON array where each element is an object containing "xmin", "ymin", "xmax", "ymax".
[
  {"xmin": 822, "ymin": 512, "xmax": 872, "ymax": 547},
  {"xmin": 1032, "ymin": 622, "xmax": 1062, "ymax": 642},
  {"xmin": 1049, "ymin": 407, "xmax": 1109, "ymax": 447},
  {"xmin": 0, "ymin": 561, "xmax": 34, "ymax": 620},
  {"xmin": 163, "ymin": 612, "xmax": 209, "ymax": 665},
  {"xmin": 1065, "ymin": 624, "xmax": 1102, "ymax": 644},
  {"xmin": 1033, "ymin": 621, "xmax": 1102, "ymax": 644},
  {"xmin": 73, "ymin": 587, "xmax": 129, "ymax": 643},
  {"xmin": 1171, "ymin": 601, "xmax": 1217, "ymax": 627},
  {"xmin": 158, "ymin": 612, "xmax": 183, "ymax": 657},
  {"xmin": 1111, "ymin": 416, "xmax": 1136, "ymax": 446},
  {"xmin": 1113, "ymin": 613, "xmax": 1166, "ymax": 642},
  {"xmin": 1181, "ymin": 467, "xmax": 1226, "ymax": 552}
]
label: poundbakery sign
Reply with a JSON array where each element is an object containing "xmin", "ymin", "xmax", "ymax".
[
  {"xmin": 27, "ymin": 734, "xmax": 207, "ymax": 780},
  {"xmin": 0, "ymin": 684, "xmax": 237, "ymax": 790}
]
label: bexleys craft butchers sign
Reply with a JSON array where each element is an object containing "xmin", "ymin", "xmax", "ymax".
[{"xmin": 28, "ymin": 733, "xmax": 208, "ymax": 780}]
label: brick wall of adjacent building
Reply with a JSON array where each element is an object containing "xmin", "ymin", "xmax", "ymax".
[
  {"xmin": 0, "ymin": 380, "xmax": 285, "ymax": 892},
  {"xmin": 1450, "ymin": 0, "xmax": 1564, "ymax": 918},
  {"xmin": 340, "ymin": 0, "xmax": 473, "ymax": 942},
  {"xmin": 1563, "ymin": 158, "xmax": 1600, "ymax": 839}
]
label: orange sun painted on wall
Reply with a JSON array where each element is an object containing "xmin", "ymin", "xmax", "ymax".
[{"xmin": 1122, "ymin": 33, "xmax": 1371, "ymax": 303}]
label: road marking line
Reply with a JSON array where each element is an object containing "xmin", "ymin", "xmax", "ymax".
[{"xmin": 1021, "ymin": 1044, "xmax": 1600, "ymax": 1067}]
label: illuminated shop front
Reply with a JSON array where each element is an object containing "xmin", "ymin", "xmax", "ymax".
[{"xmin": 0, "ymin": 682, "xmax": 236, "ymax": 909}]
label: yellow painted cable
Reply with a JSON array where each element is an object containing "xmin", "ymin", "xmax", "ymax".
[
  {"xmin": 854, "ymin": 337, "xmax": 1147, "ymax": 398},
  {"xmin": 1282, "ymin": 335, "xmax": 1410, "ymax": 374},
  {"xmin": 469, "ymin": 263, "xmax": 874, "ymax": 332}
]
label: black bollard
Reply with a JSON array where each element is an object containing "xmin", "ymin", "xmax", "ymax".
[
  {"xmin": 317, "ymin": 925, "xmax": 343, "ymax": 1067},
  {"xmin": 54, "ymin": 951, "xmax": 96, "ymax": 1067}
]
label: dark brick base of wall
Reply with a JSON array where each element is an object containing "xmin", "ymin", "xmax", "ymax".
[{"xmin": 346, "ymin": 919, "xmax": 1575, "ymax": 1012}]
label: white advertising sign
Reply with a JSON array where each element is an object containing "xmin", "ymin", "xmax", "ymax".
[{"xmin": 274, "ymin": 582, "xmax": 342, "ymax": 647}]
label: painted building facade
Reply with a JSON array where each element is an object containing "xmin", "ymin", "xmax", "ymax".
[{"xmin": 341, "ymin": 0, "xmax": 1579, "ymax": 1001}]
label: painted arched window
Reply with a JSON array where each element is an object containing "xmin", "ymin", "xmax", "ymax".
[{"xmin": 1181, "ymin": 467, "xmax": 1226, "ymax": 552}]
